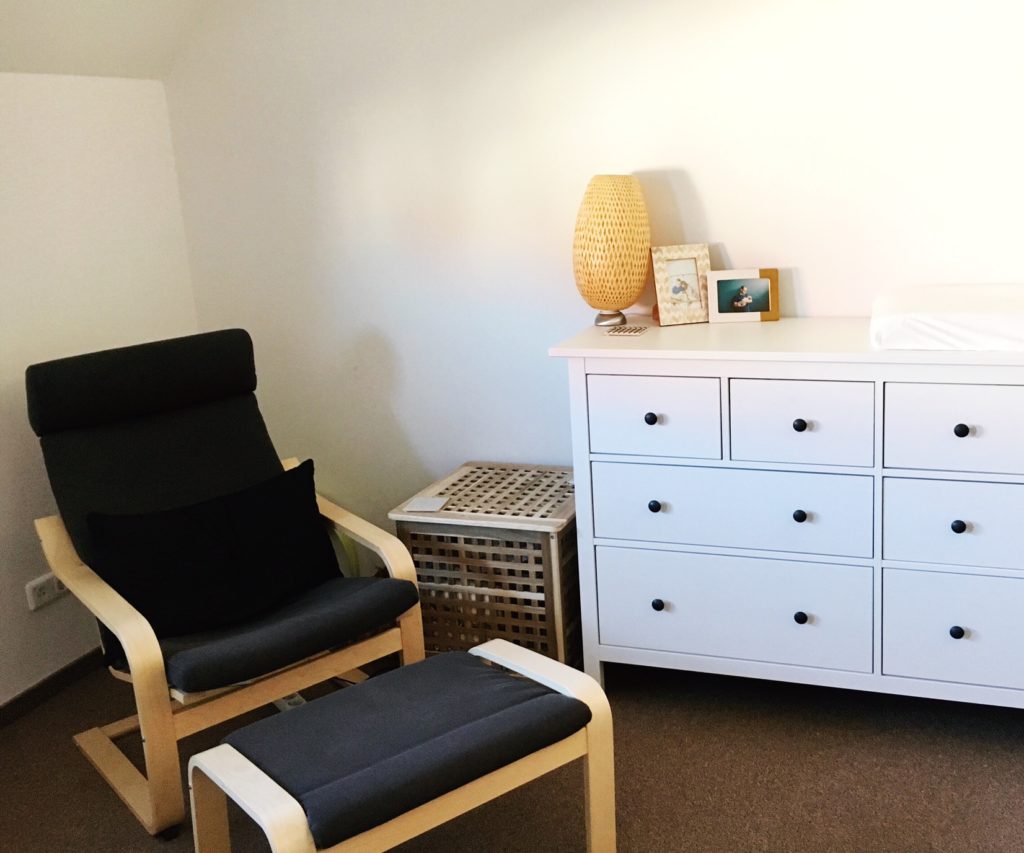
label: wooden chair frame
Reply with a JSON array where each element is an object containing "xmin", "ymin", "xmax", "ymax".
[
  {"xmin": 34, "ymin": 459, "xmax": 425, "ymax": 836},
  {"xmin": 188, "ymin": 639, "xmax": 615, "ymax": 852}
]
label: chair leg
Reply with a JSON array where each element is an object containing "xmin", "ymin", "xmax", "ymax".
[
  {"xmin": 74, "ymin": 723, "xmax": 184, "ymax": 835},
  {"xmin": 190, "ymin": 745, "xmax": 316, "ymax": 853},
  {"xmin": 583, "ymin": 719, "xmax": 617, "ymax": 853},
  {"xmin": 398, "ymin": 605, "xmax": 425, "ymax": 664},
  {"xmin": 73, "ymin": 672, "xmax": 184, "ymax": 835},
  {"xmin": 190, "ymin": 766, "xmax": 233, "ymax": 853}
]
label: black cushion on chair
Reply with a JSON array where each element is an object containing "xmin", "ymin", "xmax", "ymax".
[
  {"xmin": 224, "ymin": 652, "xmax": 593, "ymax": 848},
  {"xmin": 135, "ymin": 575, "xmax": 419, "ymax": 693},
  {"xmin": 26, "ymin": 328, "xmax": 257, "ymax": 436},
  {"xmin": 26, "ymin": 331, "xmax": 284, "ymax": 571},
  {"xmin": 26, "ymin": 330, "xmax": 292, "ymax": 666},
  {"xmin": 87, "ymin": 460, "xmax": 340, "ymax": 639}
]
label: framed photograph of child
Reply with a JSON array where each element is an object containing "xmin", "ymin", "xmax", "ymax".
[
  {"xmin": 652, "ymin": 243, "xmax": 711, "ymax": 326},
  {"xmin": 707, "ymin": 269, "xmax": 780, "ymax": 323}
]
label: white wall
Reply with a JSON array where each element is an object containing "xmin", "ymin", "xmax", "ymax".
[
  {"xmin": 163, "ymin": 0, "xmax": 1024, "ymax": 523},
  {"xmin": 0, "ymin": 74, "xmax": 197, "ymax": 704}
]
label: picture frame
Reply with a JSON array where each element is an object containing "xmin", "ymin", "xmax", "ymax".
[
  {"xmin": 652, "ymin": 243, "xmax": 711, "ymax": 326},
  {"xmin": 707, "ymin": 268, "xmax": 780, "ymax": 323}
]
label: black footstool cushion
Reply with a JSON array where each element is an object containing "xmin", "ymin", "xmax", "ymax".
[{"xmin": 224, "ymin": 652, "xmax": 592, "ymax": 848}]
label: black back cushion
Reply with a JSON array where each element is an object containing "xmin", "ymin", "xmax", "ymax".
[
  {"xmin": 88, "ymin": 460, "xmax": 340, "ymax": 637},
  {"xmin": 24, "ymin": 330, "xmax": 332, "ymax": 647},
  {"xmin": 26, "ymin": 330, "xmax": 282, "ymax": 567}
]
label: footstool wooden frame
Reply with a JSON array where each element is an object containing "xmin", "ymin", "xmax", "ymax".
[{"xmin": 189, "ymin": 639, "xmax": 615, "ymax": 852}]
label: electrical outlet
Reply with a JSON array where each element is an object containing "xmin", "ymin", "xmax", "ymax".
[
  {"xmin": 25, "ymin": 572, "xmax": 70, "ymax": 611},
  {"xmin": 273, "ymin": 693, "xmax": 307, "ymax": 712}
]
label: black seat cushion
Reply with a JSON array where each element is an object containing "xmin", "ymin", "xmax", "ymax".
[
  {"xmin": 224, "ymin": 652, "xmax": 592, "ymax": 847},
  {"xmin": 87, "ymin": 460, "xmax": 340, "ymax": 638},
  {"xmin": 108, "ymin": 575, "xmax": 419, "ymax": 693}
]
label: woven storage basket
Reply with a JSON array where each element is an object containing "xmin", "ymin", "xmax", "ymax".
[
  {"xmin": 388, "ymin": 462, "xmax": 581, "ymax": 666},
  {"xmin": 572, "ymin": 174, "xmax": 651, "ymax": 311}
]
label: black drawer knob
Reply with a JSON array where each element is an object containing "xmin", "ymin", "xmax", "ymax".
[
  {"xmin": 953, "ymin": 423, "xmax": 970, "ymax": 438},
  {"xmin": 792, "ymin": 509, "xmax": 808, "ymax": 523},
  {"xmin": 950, "ymin": 519, "xmax": 967, "ymax": 534},
  {"xmin": 949, "ymin": 625, "xmax": 966, "ymax": 640},
  {"xmin": 794, "ymin": 611, "xmax": 809, "ymax": 625},
  {"xmin": 651, "ymin": 598, "xmax": 666, "ymax": 612},
  {"xmin": 792, "ymin": 418, "xmax": 808, "ymax": 432},
  {"xmin": 648, "ymin": 500, "xmax": 662, "ymax": 513},
  {"xmin": 644, "ymin": 412, "xmax": 659, "ymax": 425}
]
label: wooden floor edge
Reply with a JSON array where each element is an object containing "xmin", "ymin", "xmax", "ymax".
[{"xmin": 0, "ymin": 647, "xmax": 103, "ymax": 728}]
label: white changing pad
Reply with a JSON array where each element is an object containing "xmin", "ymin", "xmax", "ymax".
[{"xmin": 870, "ymin": 285, "xmax": 1024, "ymax": 351}]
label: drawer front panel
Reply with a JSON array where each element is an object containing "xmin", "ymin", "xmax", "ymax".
[
  {"xmin": 730, "ymin": 379, "xmax": 874, "ymax": 467},
  {"xmin": 587, "ymin": 375, "xmax": 721, "ymax": 459},
  {"xmin": 885, "ymin": 382, "xmax": 1024, "ymax": 474},
  {"xmin": 592, "ymin": 462, "xmax": 874, "ymax": 558},
  {"xmin": 883, "ymin": 478, "xmax": 1023, "ymax": 570},
  {"xmin": 597, "ymin": 546, "xmax": 873, "ymax": 672},
  {"xmin": 883, "ymin": 568, "xmax": 1024, "ymax": 690}
]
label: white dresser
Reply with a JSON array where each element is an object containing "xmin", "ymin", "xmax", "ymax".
[{"xmin": 550, "ymin": 317, "xmax": 1024, "ymax": 708}]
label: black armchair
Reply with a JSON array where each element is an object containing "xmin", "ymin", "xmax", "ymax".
[{"xmin": 26, "ymin": 329, "xmax": 424, "ymax": 836}]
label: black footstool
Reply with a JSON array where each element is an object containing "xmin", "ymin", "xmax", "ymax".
[{"xmin": 189, "ymin": 640, "xmax": 615, "ymax": 852}]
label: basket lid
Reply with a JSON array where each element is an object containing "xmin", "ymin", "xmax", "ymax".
[{"xmin": 388, "ymin": 462, "xmax": 575, "ymax": 532}]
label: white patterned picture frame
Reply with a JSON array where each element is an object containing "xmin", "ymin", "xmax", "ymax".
[{"xmin": 652, "ymin": 243, "xmax": 711, "ymax": 326}]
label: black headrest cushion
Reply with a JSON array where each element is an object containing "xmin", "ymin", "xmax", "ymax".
[{"xmin": 26, "ymin": 329, "xmax": 257, "ymax": 436}]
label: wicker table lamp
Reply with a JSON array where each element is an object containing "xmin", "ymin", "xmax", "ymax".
[{"xmin": 572, "ymin": 174, "xmax": 651, "ymax": 326}]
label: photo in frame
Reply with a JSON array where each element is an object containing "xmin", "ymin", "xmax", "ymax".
[
  {"xmin": 652, "ymin": 243, "xmax": 711, "ymax": 326},
  {"xmin": 707, "ymin": 268, "xmax": 780, "ymax": 323}
]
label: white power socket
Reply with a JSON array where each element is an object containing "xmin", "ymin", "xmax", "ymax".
[
  {"xmin": 25, "ymin": 572, "xmax": 69, "ymax": 611},
  {"xmin": 273, "ymin": 693, "xmax": 307, "ymax": 712}
]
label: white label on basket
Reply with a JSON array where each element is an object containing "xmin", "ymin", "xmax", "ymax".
[{"xmin": 404, "ymin": 495, "xmax": 450, "ymax": 512}]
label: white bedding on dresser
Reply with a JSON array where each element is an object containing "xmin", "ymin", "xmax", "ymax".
[{"xmin": 870, "ymin": 284, "xmax": 1024, "ymax": 351}]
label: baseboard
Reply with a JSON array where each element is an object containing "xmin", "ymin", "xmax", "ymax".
[{"xmin": 0, "ymin": 648, "xmax": 103, "ymax": 728}]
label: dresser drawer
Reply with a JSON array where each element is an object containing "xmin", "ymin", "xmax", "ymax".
[
  {"xmin": 597, "ymin": 546, "xmax": 873, "ymax": 672},
  {"xmin": 592, "ymin": 462, "xmax": 874, "ymax": 558},
  {"xmin": 884, "ymin": 382, "xmax": 1024, "ymax": 474},
  {"xmin": 883, "ymin": 477, "xmax": 1023, "ymax": 570},
  {"xmin": 730, "ymin": 379, "xmax": 874, "ymax": 467},
  {"xmin": 883, "ymin": 568, "xmax": 1024, "ymax": 690},
  {"xmin": 587, "ymin": 375, "xmax": 721, "ymax": 459}
]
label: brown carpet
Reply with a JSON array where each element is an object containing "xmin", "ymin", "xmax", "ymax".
[{"xmin": 2, "ymin": 662, "xmax": 1023, "ymax": 852}]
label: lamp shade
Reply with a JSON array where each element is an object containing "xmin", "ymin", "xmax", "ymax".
[{"xmin": 572, "ymin": 175, "xmax": 651, "ymax": 325}]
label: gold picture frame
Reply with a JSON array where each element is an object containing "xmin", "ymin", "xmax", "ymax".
[
  {"xmin": 707, "ymin": 268, "xmax": 780, "ymax": 323},
  {"xmin": 652, "ymin": 243, "xmax": 711, "ymax": 326}
]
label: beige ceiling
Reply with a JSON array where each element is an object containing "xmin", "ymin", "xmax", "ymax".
[{"xmin": 0, "ymin": 0, "xmax": 213, "ymax": 79}]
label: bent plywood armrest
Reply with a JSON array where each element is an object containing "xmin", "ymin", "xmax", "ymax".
[
  {"xmin": 35, "ymin": 515, "xmax": 166, "ymax": 675},
  {"xmin": 282, "ymin": 458, "xmax": 425, "ymax": 664},
  {"xmin": 34, "ymin": 514, "xmax": 184, "ymax": 833},
  {"xmin": 281, "ymin": 458, "xmax": 417, "ymax": 585}
]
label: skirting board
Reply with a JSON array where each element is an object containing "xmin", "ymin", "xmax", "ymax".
[{"xmin": 0, "ymin": 648, "xmax": 103, "ymax": 728}]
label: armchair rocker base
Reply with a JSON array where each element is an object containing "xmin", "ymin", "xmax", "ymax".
[{"xmin": 74, "ymin": 627, "xmax": 415, "ymax": 835}]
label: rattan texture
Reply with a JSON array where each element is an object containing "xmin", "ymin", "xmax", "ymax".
[{"xmin": 572, "ymin": 175, "xmax": 651, "ymax": 311}]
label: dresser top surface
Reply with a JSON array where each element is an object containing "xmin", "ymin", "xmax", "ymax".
[{"xmin": 550, "ymin": 316, "xmax": 1024, "ymax": 366}]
